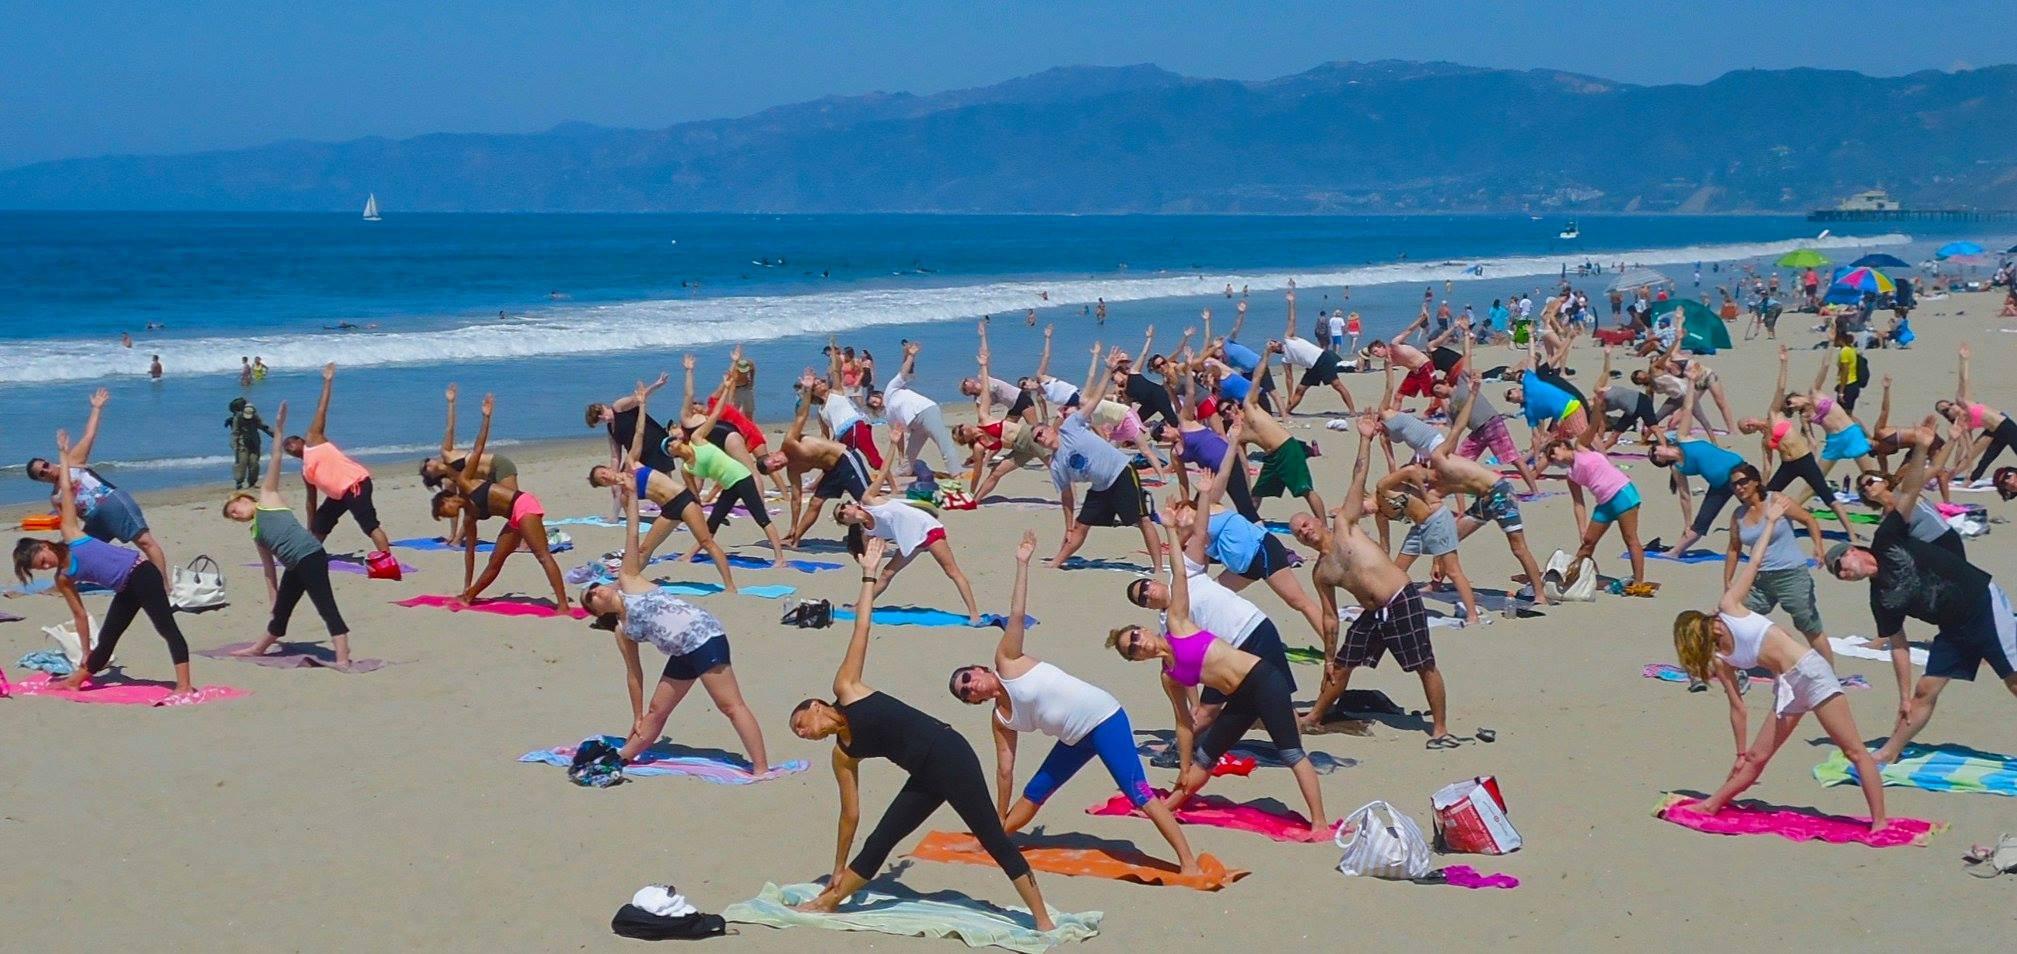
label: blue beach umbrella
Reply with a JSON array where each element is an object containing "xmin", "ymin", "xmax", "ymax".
[
  {"xmin": 1935, "ymin": 240, "xmax": 1984, "ymax": 259},
  {"xmin": 1848, "ymin": 253, "xmax": 1910, "ymax": 270}
]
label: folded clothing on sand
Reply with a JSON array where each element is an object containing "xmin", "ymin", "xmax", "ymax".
[
  {"xmin": 394, "ymin": 594, "xmax": 588, "ymax": 620},
  {"xmin": 1814, "ymin": 743, "xmax": 2017, "ymax": 797},
  {"xmin": 1828, "ymin": 635, "xmax": 1927, "ymax": 667},
  {"xmin": 16, "ymin": 649, "xmax": 75, "ymax": 676},
  {"xmin": 520, "ymin": 737, "xmax": 809, "ymax": 785},
  {"xmin": 1654, "ymin": 794, "xmax": 1942, "ymax": 847},
  {"xmin": 832, "ymin": 605, "xmax": 1034, "ymax": 629},
  {"xmin": 1088, "ymin": 788, "xmax": 1337, "ymax": 842},
  {"xmin": 723, "ymin": 882, "xmax": 1099, "ymax": 954},
  {"xmin": 8, "ymin": 673, "xmax": 246, "ymax": 707},
  {"xmin": 610, "ymin": 905, "xmax": 724, "ymax": 941},
  {"xmin": 195, "ymin": 641, "xmax": 389, "ymax": 672},
  {"xmin": 909, "ymin": 830, "xmax": 1245, "ymax": 891}
]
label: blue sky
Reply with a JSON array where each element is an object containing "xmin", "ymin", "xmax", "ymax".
[{"xmin": 4, "ymin": 0, "xmax": 2009, "ymax": 166}]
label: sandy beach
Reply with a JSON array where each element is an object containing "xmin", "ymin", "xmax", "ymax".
[{"xmin": 5, "ymin": 289, "xmax": 2015, "ymax": 952}]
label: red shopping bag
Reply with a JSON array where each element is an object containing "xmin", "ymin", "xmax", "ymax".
[{"xmin": 1431, "ymin": 775, "xmax": 1522, "ymax": 855}]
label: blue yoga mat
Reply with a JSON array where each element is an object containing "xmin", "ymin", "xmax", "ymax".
[
  {"xmin": 1053, "ymin": 556, "xmax": 1154, "ymax": 573},
  {"xmin": 1626, "ymin": 549, "xmax": 1818, "ymax": 567},
  {"xmin": 394, "ymin": 536, "xmax": 574, "ymax": 554},
  {"xmin": 657, "ymin": 581, "xmax": 797, "ymax": 600},
  {"xmin": 645, "ymin": 552, "xmax": 840, "ymax": 573},
  {"xmin": 833, "ymin": 605, "xmax": 1037, "ymax": 629}
]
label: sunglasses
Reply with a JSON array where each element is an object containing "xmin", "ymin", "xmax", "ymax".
[
  {"xmin": 955, "ymin": 670, "xmax": 978, "ymax": 700},
  {"xmin": 1731, "ymin": 474, "xmax": 1756, "ymax": 485}
]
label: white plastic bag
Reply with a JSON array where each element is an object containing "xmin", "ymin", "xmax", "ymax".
[
  {"xmin": 1335, "ymin": 800, "xmax": 1432, "ymax": 880},
  {"xmin": 43, "ymin": 613, "xmax": 105, "ymax": 666},
  {"xmin": 170, "ymin": 555, "xmax": 227, "ymax": 610},
  {"xmin": 1541, "ymin": 549, "xmax": 1598, "ymax": 602}
]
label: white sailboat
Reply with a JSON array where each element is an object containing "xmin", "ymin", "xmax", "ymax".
[{"xmin": 362, "ymin": 194, "xmax": 381, "ymax": 221}]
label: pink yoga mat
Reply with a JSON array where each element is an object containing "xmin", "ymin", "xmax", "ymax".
[
  {"xmin": 7, "ymin": 673, "xmax": 247, "ymax": 706},
  {"xmin": 394, "ymin": 594, "xmax": 588, "ymax": 620},
  {"xmin": 1087, "ymin": 788, "xmax": 1339, "ymax": 843},
  {"xmin": 1654, "ymin": 794, "xmax": 1942, "ymax": 848}
]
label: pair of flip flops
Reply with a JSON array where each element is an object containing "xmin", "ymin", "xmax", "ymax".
[
  {"xmin": 1426, "ymin": 728, "xmax": 1498, "ymax": 750},
  {"xmin": 1964, "ymin": 834, "xmax": 2017, "ymax": 878}
]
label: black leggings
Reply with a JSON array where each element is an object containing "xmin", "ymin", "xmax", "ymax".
[
  {"xmin": 1690, "ymin": 482, "xmax": 1735, "ymax": 536},
  {"xmin": 1767, "ymin": 452, "xmax": 1833, "ymax": 500},
  {"xmin": 705, "ymin": 476, "xmax": 771, "ymax": 533},
  {"xmin": 84, "ymin": 562, "xmax": 188, "ymax": 673},
  {"xmin": 1608, "ymin": 396, "xmax": 1659, "ymax": 434},
  {"xmin": 1969, "ymin": 418, "xmax": 2017, "ymax": 483},
  {"xmin": 269, "ymin": 551, "xmax": 348, "ymax": 638},
  {"xmin": 1195, "ymin": 661, "xmax": 1305, "ymax": 767},
  {"xmin": 850, "ymin": 735, "xmax": 1031, "ymax": 882},
  {"xmin": 1226, "ymin": 460, "xmax": 1260, "ymax": 521},
  {"xmin": 1127, "ymin": 377, "xmax": 1181, "ymax": 429}
]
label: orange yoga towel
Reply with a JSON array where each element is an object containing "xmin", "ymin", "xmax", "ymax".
[{"xmin": 908, "ymin": 830, "xmax": 1247, "ymax": 892}]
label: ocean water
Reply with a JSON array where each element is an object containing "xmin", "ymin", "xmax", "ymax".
[{"xmin": 0, "ymin": 211, "xmax": 1982, "ymax": 505}]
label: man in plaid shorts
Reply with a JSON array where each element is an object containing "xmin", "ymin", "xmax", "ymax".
[{"xmin": 1288, "ymin": 415, "xmax": 1454, "ymax": 748}]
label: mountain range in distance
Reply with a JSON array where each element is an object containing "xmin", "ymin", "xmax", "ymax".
[{"xmin": 4, "ymin": 59, "xmax": 2013, "ymax": 214}]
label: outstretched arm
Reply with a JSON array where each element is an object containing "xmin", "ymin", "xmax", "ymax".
[
  {"xmin": 995, "ymin": 531, "xmax": 1038, "ymax": 668},
  {"xmin": 440, "ymin": 384, "xmax": 460, "ymax": 460},
  {"xmin": 1079, "ymin": 342, "xmax": 1116, "ymax": 411},
  {"xmin": 691, "ymin": 347, "xmax": 742, "ymax": 440},
  {"xmin": 1890, "ymin": 431, "xmax": 1935, "ymax": 517},
  {"xmin": 260, "ymin": 403, "xmax": 290, "ymax": 505},
  {"xmin": 54, "ymin": 431, "xmax": 83, "ymax": 542},
  {"xmin": 307, "ymin": 363, "xmax": 335, "ymax": 443},
  {"xmin": 1033, "ymin": 325, "xmax": 1056, "ymax": 382},
  {"xmin": 1955, "ymin": 344, "xmax": 1971, "ymax": 407},
  {"xmin": 607, "ymin": 372, "xmax": 669, "ymax": 414},
  {"xmin": 1721, "ymin": 495, "xmax": 1789, "ymax": 612},
  {"xmin": 69, "ymin": 389, "xmax": 109, "ymax": 466},
  {"xmin": 680, "ymin": 354, "xmax": 697, "ymax": 413},
  {"xmin": 1337, "ymin": 418, "xmax": 1378, "ymax": 533},
  {"xmin": 832, "ymin": 537, "xmax": 889, "ymax": 702},
  {"xmin": 466, "ymin": 393, "xmax": 498, "ymax": 488},
  {"xmin": 1812, "ymin": 352, "xmax": 1830, "ymax": 394},
  {"xmin": 1138, "ymin": 324, "xmax": 1156, "ymax": 369}
]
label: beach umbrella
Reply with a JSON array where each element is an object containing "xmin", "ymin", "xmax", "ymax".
[
  {"xmin": 2003, "ymin": 244, "xmax": 2017, "ymax": 255},
  {"xmin": 1833, "ymin": 266, "xmax": 1895, "ymax": 295},
  {"xmin": 1935, "ymin": 240, "xmax": 1984, "ymax": 259},
  {"xmin": 1607, "ymin": 268, "xmax": 1672, "ymax": 292},
  {"xmin": 1776, "ymin": 249, "xmax": 1829, "ymax": 269},
  {"xmin": 1848, "ymin": 253, "xmax": 1911, "ymax": 270},
  {"xmin": 1652, "ymin": 298, "xmax": 1732, "ymax": 353}
]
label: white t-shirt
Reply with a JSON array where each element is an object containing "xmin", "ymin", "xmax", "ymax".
[
  {"xmin": 985, "ymin": 377, "xmax": 1022, "ymax": 406},
  {"xmin": 882, "ymin": 373, "xmax": 934, "ymax": 427},
  {"xmin": 820, "ymin": 393, "xmax": 862, "ymax": 435},
  {"xmin": 1159, "ymin": 557, "xmax": 1267, "ymax": 647},
  {"xmin": 1281, "ymin": 337, "xmax": 1325, "ymax": 369},
  {"xmin": 997, "ymin": 661, "xmax": 1121, "ymax": 746},
  {"xmin": 1327, "ymin": 314, "xmax": 1346, "ymax": 339},
  {"xmin": 865, "ymin": 500, "xmax": 942, "ymax": 557},
  {"xmin": 1038, "ymin": 375, "xmax": 1079, "ymax": 405}
]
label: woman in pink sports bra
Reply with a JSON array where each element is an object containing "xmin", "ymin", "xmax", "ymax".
[
  {"xmin": 430, "ymin": 394, "xmax": 572, "ymax": 611},
  {"xmin": 1104, "ymin": 506, "xmax": 1331, "ymax": 839},
  {"xmin": 1936, "ymin": 345, "xmax": 2017, "ymax": 488},
  {"xmin": 1736, "ymin": 347, "xmax": 1859, "ymax": 540},
  {"xmin": 1779, "ymin": 349, "xmax": 1878, "ymax": 474}
]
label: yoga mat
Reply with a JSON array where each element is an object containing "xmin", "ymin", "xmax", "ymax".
[
  {"xmin": 1514, "ymin": 490, "xmax": 1565, "ymax": 502},
  {"xmin": 0, "ymin": 610, "xmax": 25, "ymax": 623},
  {"xmin": 1653, "ymin": 794, "xmax": 1941, "ymax": 848},
  {"xmin": 392, "ymin": 535, "xmax": 573, "ymax": 554},
  {"xmin": 909, "ymin": 830, "xmax": 1246, "ymax": 892},
  {"xmin": 833, "ymin": 605, "xmax": 1035, "ymax": 629},
  {"xmin": 195, "ymin": 641, "xmax": 390, "ymax": 673},
  {"xmin": 1087, "ymin": 788, "xmax": 1337, "ymax": 843},
  {"xmin": 1140, "ymin": 739, "xmax": 1355, "ymax": 775},
  {"xmin": 1828, "ymin": 635, "xmax": 1927, "ymax": 667},
  {"xmin": 1442, "ymin": 865, "xmax": 1520, "ymax": 890},
  {"xmin": 519, "ymin": 737, "xmax": 808, "ymax": 785},
  {"xmin": 1626, "ymin": 549, "xmax": 1818, "ymax": 567},
  {"xmin": 1814, "ymin": 743, "xmax": 2017, "ymax": 797},
  {"xmin": 1640, "ymin": 663, "xmax": 1868, "ymax": 691},
  {"xmin": 1052, "ymin": 556, "xmax": 1155, "ymax": 573},
  {"xmin": 1285, "ymin": 645, "xmax": 1326, "ymax": 665},
  {"xmin": 393, "ymin": 593, "xmax": 588, "ymax": 620},
  {"xmin": 665, "ymin": 552, "xmax": 842, "ymax": 574},
  {"xmin": 655, "ymin": 581, "xmax": 798, "ymax": 600},
  {"xmin": 723, "ymin": 882, "xmax": 1100, "ymax": 954},
  {"xmin": 1808, "ymin": 506, "xmax": 1883, "ymax": 524},
  {"xmin": 1417, "ymin": 586, "xmax": 1541, "ymax": 615},
  {"xmin": 543, "ymin": 515, "xmax": 637, "ymax": 528},
  {"xmin": 245, "ymin": 558, "xmax": 419, "ymax": 577},
  {"xmin": 7, "ymin": 673, "xmax": 247, "ymax": 707}
]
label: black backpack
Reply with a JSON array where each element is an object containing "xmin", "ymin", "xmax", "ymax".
[
  {"xmin": 780, "ymin": 598, "xmax": 834, "ymax": 629},
  {"xmin": 610, "ymin": 905, "xmax": 726, "ymax": 941}
]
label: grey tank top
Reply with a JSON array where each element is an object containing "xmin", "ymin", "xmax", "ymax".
[
  {"xmin": 253, "ymin": 506, "xmax": 324, "ymax": 568},
  {"xmin": 1734, "ymin": 505, "xmax": 1807, "ymax": 572}
]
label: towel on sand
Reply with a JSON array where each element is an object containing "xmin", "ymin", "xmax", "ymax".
[
  {"xmin": 1140, "ymin": 738, "xmax": 1356, "ymax": 775},
  {"xmin": 723, "ymin": 882, "xmax": 1100, "ymax": 953},
  {"xmin": 7, "ymin": 673, "xmax": 246, "ymax": 707},
  {"xmin": 1654, "ymin": 794, "xmax": 1942, "ymax": 847},
  {"xmin": 909, "ymin": 830, "xmax": 1245, "ymax": 891},
  {"xmin": 519, "ymin": 737, "xmax": 808, "ymax": 785},
  {"xmin": 394, "ymin": 594, "xmax": 587, "ymax": 620},
  {"xmin": 195, "ymin": 641, "xmax": 390, "ymax": 672},
  {"xmin": 833, "ymin": 605, "xmax": 1035, "ymax": 629},
  {"xmin": 1442, "ymin": 865, "xmax": 1520, "ymax": 889},
  {"xmin": 1828, "ymin": 635, "xmax": 1927, "ymax": 667},
  {"xmin": 1814, "ymin": 743, "xmax": 2017, "ymax": 797},
  {"xmin": 665, "ymin": 552, "xmax": 841, "ymax": 574},
  {"xmin": 1641, "ymin": 662, "xmax": 1868, "ymax": 691},
  {"xmin": 1088, "ymin": 788, "xmax": 1335, "ymax": 843},
  {"xmin": 656, "ymin": 581, "xmax": 798, "ymax": 600},
  {"xmin": 391, "ymin": 535, "xmax": 573, "ymax": 554}
]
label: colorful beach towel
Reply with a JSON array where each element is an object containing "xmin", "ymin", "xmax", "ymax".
[
  {"xmin": 519, "ymin": 737, "xmax": 808, "ymax": 785},
  {"xmin": 1813, "ymin": 743, "xmax": 2017, "ymax": 798},
  {"xmin": 1087, "ymin": 788, "xmax": 1335, "ymax": 843},
  {"xmin": 1641, "ymin": 663, "xmax": 1868, "ymax": 691},
  {"xmin": 393, "ymin": 593, "xmax": 588, "ymax": 620},
  {"xmin": 664, "ymin": 552, "xmax": 841, "ymax": 574},
  {"xmin": 909, "ymin": 831, "xmax": 1245, "ymax": 891},
  {"xmin": 1828, "ymin": 635, "xmax": 1927, "ymax": 667},
  {"xmin": 656, "ymin": 581, "xmax": 798, "ymax": 600},
  {"xmin": 1654, "ymin": 794, "xmax": 1942, "ymax": 847},
  {"xmin": 723, "ymin": 882, "xmax": 1100, "ymax": 954},
  {"xmin": 7, "ymin": 673, "xmax": 247, "ymax": 707},
  {"xmin": 195, "ymin": 641, "xmax": 390, "ymax": 673},
  {"xmin": 833, "ymin": 605, "xmax": 1035, "ymax": 629}
]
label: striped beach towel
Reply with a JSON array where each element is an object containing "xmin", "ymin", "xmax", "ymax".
[{"xmin": 1814, "ymin": 743, "xmax": 2017, "ymax": 797}]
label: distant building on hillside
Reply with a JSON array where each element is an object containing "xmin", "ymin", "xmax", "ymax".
[{"xmin": 1836, "ymin": 189, "xmax": 1900, "ymax": 211}]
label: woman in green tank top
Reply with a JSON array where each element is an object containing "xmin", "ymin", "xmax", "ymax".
[{"xmin": 222, "ymin": 402, "xmax": 357, "ymax": 667}]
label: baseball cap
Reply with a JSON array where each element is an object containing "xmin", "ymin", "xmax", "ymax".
[{"xmin": 1823, "ymin": 542, "xmax": 1853, "ymax": 575}]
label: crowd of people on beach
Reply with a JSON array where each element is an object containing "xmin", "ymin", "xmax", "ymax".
[{"xmin": 19, "ymin": 265, "xmax": 2017, "ymax": 931}]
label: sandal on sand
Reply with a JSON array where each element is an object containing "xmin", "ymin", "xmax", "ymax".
[
  {"xmin": 1426, "ymin": 736, "xmax": 1461, "ymax": 750},
  {"xmin": 1475, "ymin": 728, "xmax": 1497, "ymax": 743},
  {"xmin": 1624, "ymin": 582, "xmax": 1660, "ymax": 598}
]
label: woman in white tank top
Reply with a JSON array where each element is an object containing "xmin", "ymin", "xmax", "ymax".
[
  {"xmin": 946, "ymin": 532, "xmax": 1211, "ymax": 876},
  {"xmin": 1668, "ymin": 496, "xmax": 1888, "ymax": 834}
]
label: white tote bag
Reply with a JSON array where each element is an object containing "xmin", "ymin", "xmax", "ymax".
[
  {"xmin": 170, "ymin": 555, "xmax": 228, "ymax": 610},
  {"xmin": 1541, "ymin": 549, "xmax": 1599, "ymax": 602},
  {"xmin": 1335, "ymin": 800, "xmax": 1432, "ymax": 880},
  {"xmin": 43, "ymin": 613, "xmax": 105, "ymax": 666}
]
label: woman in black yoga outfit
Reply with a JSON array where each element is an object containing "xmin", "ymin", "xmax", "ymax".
[{"xmin": 788, "ymin": 536, "xmax": 1057, "ymax": 931}]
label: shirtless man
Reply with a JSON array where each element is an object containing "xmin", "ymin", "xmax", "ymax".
[
  {"xmin": 1238, "ymin": 348, "xmax": 1327, "ymax": 521},
  {"xmin": 1288, "ymin": 416, "xmax": 1453, "ymax": 746},
  {"xmin": 766, "ymin": 374, "xmax": 886, "ymax": 547}
]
